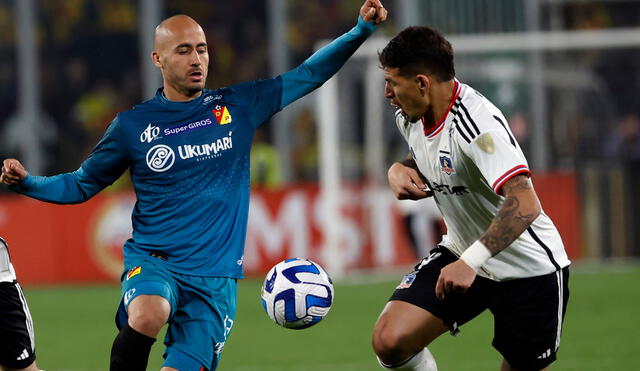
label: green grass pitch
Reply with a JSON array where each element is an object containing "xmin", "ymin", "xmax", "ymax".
[{"xmin": 23, "ymin": 262, "xmax": 640, "ymax": 370}]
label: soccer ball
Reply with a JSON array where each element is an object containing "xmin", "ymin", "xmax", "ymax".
[{"xmin": 261, "ymin": 258, "xmax": 334, "ymax": 329}]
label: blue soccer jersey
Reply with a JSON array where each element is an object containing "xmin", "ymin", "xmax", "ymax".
[{"xmin": 10, "ymin": 17, "xmax": 377, "ymax": 278}]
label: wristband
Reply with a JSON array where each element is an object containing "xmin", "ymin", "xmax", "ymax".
[{"xmin": 460, "ymin": 240, "xmax": 492, "ymax": 272}]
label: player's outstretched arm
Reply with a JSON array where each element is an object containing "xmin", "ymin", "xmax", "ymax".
[
  {"xmin": 2, "ymin": 118, "xmax": 129, "ymax": 205},
  {"xmin": 387, "ymin": 155, "xmax": 432, "ymax": 200},
  {"xmin": 435, "ymin": 174, "xmax": 541, "ymax": 300},
  {"xmin": 279, "ymin": 0, "xmax": 387, "ymax": 108}
]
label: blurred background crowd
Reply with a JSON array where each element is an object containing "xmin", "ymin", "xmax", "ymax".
[{"xmin": 1, "ymin": 0, "xmax": 640, "ymax": 265}]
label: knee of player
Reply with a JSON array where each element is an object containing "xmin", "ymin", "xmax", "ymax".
[
  {"xmin": 127, "ymin": 296, "xmax": 170, "ymax": 336},
  {"xmin": 372, "ymin": 323, "xmax": 414, "ymax": 362}
]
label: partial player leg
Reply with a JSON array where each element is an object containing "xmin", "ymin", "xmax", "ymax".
[
  {"xmin": 490, "ymin": 267, "xmax": 569, "ymax": 371},
  {"xmin": 110, "ymin": 262, "xmax": 178, "ymax": 371},
  {"xmin": 161, "ymin": 275, "xmax": 237, "ymax": 371},
  {"xmin": 372, "ymin": 300, "xmax": 446, "ymax": 370},
  {"xmin": 0, "ymin": 282, "xmax": 38, "ymax": 371},
  {"xmin": 110, "ymin": 294, "xmax": 170, "ymax": 371},
  {"xmin": 372, "ymin": 247, "xmax": 490, "ymax": 370}
]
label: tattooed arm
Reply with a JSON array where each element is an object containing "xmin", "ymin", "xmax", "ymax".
[
  {"xmin": 387, "ymin": 153, "xmax": 433, "ymax": 200},
  {"xmin": 435, "ymin": 174, "xmax": 541, "ymax": 299},
  {"xmin": 479, "ymin": 174, "xmax": 541, "ymax": 255}
]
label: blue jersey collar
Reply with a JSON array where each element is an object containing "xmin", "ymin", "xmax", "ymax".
[{"xmin": 155, "ymin": 88, "xmax": 208, "ymax": 108}]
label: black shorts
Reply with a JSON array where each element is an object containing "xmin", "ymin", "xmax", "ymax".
[
  {"xmin": 0, "ymin": 281, "xmax": 36, "ymax": 369},
  {"xmin": 390, "ymin": 246, "xmax": 570, "ymax": 371}
]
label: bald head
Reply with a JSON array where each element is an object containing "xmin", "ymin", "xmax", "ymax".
[
  {"xmin": 154, "ymin": 15, "xmax": 204, "ymax": 50},
  {"xmin": 151, "ymin": 14, "xmax": 209, "ymax": 101}
]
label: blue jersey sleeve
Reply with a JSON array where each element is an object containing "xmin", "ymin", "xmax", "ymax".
[
  {"xmin": 280, "ymin": 16, "xmax": 376, "ymax": 107},
  {"xmin": 230, "ymin": 78, "xmax": 284, "ymax": 129},
  {"xmin": 231, "ymin": 16, "xmax": 376, "ymax": 129},
  {"xmin": 10, "ymin": 116, "xmax": 130, "ymax": 204}
]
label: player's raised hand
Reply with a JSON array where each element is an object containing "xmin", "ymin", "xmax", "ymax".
[
  {"xmin": 360, "ymin": 0, "xmax": 388, "ymax": 25},
  {"xmin": 387, "ymin": 162, "xmax": 431, "ymax": 200},
  {"xmin": 0, "ymin": 159, "xmax": 27, "ymax": 185}
]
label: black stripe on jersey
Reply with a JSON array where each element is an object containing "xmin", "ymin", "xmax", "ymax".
[
  {"xmin": 457, "ymin": 99, "xmax": 481, "ymax": 136},
  {"xmin": 453, "ymin": 117, "xmax": 471, "ymax": 143},
  {"xmin": 527, "ymin": 227, "xmax": 561, "ymax": 271},
  {"xmin": 439, "ymin": 150, "xmax": 450, "ymax": 154},
  {"xmin": 453, "ymin": 108, "xmax": 476, "ymax": 141},
  {"xmin": 493, "ymin": 115, "xmax": 517, "ymax": 147}
]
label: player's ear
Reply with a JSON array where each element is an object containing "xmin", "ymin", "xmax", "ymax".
[
  {"xmin": 416, "ymin": 74, "xmax": 430, "ymax": 93},
  {"xmin": 151, "ymin": 51, "xmax": 162, "ymax": 68}
]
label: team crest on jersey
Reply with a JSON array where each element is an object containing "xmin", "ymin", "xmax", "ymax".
[
  {"xmin": 212, "ymin": 105, "xmax": 232, "ymax": 125},
  {"xmin": 439, "ymin": 156, "xmax": 455, "ymax": 175},
  {"xmin": 126, "ymin": 266, "xmax": 142, "ymax": 280},
  {"xmin": 396, "ymin": 272, "xmax": 417, "ymax": 289}
]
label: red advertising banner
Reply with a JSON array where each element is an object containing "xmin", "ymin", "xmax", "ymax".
[{"xmin": 0, "ymin": 173, "xmax": 580, "ymax": 285}]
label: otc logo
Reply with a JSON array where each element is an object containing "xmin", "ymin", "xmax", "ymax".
[
  {"xmin": 212, "ymin": 105, "xmax": 232, "ymax": 125},
  {"xmin": 146, "ymin": 144, "xmax": 175, "ymax": 172},
  {"xmin": 439, "ymin": 155, "xmax": 455, "ymax": 175},
  {"xmin": 126, "ymin": 266, "xmax": 142, "ymax": 280},
  {"xmin": 140, "ymin": 123, "xmax": 160, "ymax": 143}
]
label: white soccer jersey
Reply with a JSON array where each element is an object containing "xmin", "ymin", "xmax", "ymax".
[
  {"xmin": 395, "ymin": 81, "xmax": 570, "ymax": 281},
  {"xmin": 0, "ymin": 238, "xmax": 17, "ymax": 282}
]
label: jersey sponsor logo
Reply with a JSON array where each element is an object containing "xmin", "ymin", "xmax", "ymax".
[
  {"xmin": 146, "ymin": 144, "xmax": 175, "ymax": 172},
  {"xmin": 439, "ymin": 155, "xmax": 456, "ymax": 175},
  {"xmin": 430, "ymin": 182, "xmax": 469, "ymax": 196},
  {"xmin": 178, "ymin": 131, "xmax": 234, "ymax": 160},
  {"xmin": 212, "ymin": 105, "xmax": 232, "ymax": 125},
  {"xmin": 396, "ymin": 272, "xmax": 417, "ymax": 289},
  {"xmin": 126, "ymin": 266, "xmax": 142, "ymax": 280},
  {"xmin": 164, "ymin": 117, "xmax": 214, "ymax": 137},
  {"xmin": 140, "ymin": 123, "xmax": 161, "ymax": 143}
]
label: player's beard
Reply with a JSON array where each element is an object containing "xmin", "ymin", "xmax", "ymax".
[{"xmin": 172, "ymin": 75, "xmax": 205, "ymax": 98}]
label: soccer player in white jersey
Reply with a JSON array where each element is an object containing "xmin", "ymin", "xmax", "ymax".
[
  {"xmin": 371, "ymin": 26, "xmax": 570, "ymax": 371},
  {"xmin": 0, "ymin": 237, "xmax": 41, "ymax": 371}
]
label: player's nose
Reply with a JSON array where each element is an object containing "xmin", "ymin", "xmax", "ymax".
[
  {"xmin": 384, "ymin": 82, "xmax": 394, "ymax": 98},
  {"xmin": 191, "ymin": 51, "xmax": 202, "ymax": 66}
]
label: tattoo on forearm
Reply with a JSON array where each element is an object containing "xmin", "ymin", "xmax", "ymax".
[{"xmin": 479, "ymin": 176, "xmax": 536, "ymax": 255}]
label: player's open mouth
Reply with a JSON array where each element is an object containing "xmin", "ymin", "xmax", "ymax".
[
  {"xmin": 390, "ymin": 101, "xmax": 405, "ymax": 114},
  {"xmin": 189, "ymin": 71, "xmax": 203, "ymax": 81}
]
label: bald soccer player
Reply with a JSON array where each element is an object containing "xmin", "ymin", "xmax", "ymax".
[{"xmin": 0, "ymin": 2, "xmax": 387, "ymax": 370}]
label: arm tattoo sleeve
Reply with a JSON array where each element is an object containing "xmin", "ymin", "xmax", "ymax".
[{"xmin": 479, "ymin": 175, "xmax": 537, "ymax": 256}]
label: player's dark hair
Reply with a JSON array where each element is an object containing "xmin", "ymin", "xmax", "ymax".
[{"xmin": 379, "ymin": 26, "xmax": 455, "ymax": 82}]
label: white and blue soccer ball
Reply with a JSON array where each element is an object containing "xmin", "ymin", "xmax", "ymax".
[{"xmin": 261, "ymin": 258, "xmax": 334, "ymax": 329}]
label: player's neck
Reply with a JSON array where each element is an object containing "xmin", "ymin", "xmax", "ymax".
[{"xmin": 423, "ymin": 80, "xmax": 457, "ymax": 128}]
